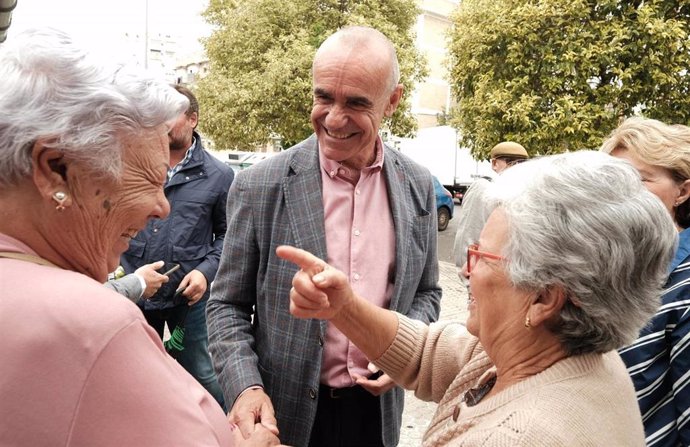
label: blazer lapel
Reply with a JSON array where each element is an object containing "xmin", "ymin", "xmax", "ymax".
[
  {"xmin": 383, "ymin": 148, "xmax": 412, "ymax": 311},
  {"xmin": 283, "ymin": 136, "xmax": 329, "ymax": 335},
  {"xmin": 283, "ymin": 135, "xmax": 329, "ymax": 262}
]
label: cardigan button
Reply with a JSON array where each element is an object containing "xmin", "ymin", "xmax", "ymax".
[{"xmin": 308, "ymin": 388, "xmax": 317, "ymax": 399}]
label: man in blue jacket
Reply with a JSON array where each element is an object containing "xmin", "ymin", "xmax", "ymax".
[{"xmin": 121, "ymin": 85, "xmax": 233, "ymax": 409}]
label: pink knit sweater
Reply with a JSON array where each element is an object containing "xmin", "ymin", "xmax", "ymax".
[
  {"xmin": 0, "ymin": 233, "xmax": 233, "ymax": 446},
  {"xmin": 375, "ymin": 316, "xmax": 645, "ymax": 446}
]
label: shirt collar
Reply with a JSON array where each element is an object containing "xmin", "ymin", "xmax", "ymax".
[
  {"xmin": 319, "ymin": 136, "xmax": 385, "ymax": 181},
  {"xmin": 670, "ymin": 227, "xmax": 690, "ymax": 272},
  {"xmin": 168, "ymin": 136, "xmax": 197, "ymax": 180}
]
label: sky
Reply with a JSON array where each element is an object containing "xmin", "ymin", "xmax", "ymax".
[{"xmin": 8, "ymin": 0, "xmax": 211, "ymax": 62}]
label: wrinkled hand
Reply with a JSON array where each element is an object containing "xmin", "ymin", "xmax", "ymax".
[
  {"xmin": 230, "ymin": 422, "xmax": 284, "ymax": 447},
  {"xmin": 275, "ymin": 246, "xmax": 355, "ymax": 320},
  {"xmin": 135, "ymin": 260, "xmax": 169, "ymax": 299},
  {"xmin": 352, "ymin": 372, "xmax": 396, "ymax": 397},
  {"xmin": 228, "ymin": 388, "xmax": 279, "ymax": 441},
  {"xmin": 179, "ymin": 269, "xmax": 207, "ymax": 305}
]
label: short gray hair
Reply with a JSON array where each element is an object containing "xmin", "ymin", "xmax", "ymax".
[
  {"xmin": 486, "ymin": 151, "xmax": 676, "ymax": 355},
  {"xmin": 0, "ymin": 28, "xmax": 188, "ymax": 187}
]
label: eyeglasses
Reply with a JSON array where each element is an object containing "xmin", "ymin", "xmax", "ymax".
[{"xmin": 467, "ymin": 244, "xmax": 506, "ymax": 273}]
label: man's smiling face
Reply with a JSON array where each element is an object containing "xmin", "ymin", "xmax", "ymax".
[{"xmin": 310, "ymin": 43, "xmax": 401, "ymax": 170}]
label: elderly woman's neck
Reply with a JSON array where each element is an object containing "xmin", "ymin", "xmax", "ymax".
[
  {"xmin": 488, "ymin": 331, "xmax": 568, "ymax": 396},
  {"xmin": 0, "ymin": 183, "xmax": 108, "ymax": 282}
]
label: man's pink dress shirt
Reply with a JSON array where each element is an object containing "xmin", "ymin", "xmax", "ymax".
[{"xmin": 318, "ymin": 140, "xmax": 395, "ymax": 388}]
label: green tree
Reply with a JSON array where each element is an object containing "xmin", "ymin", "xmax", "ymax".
[
  {"xmin": 196, "ymin": 0, "xmax": 426, "ymax": 149},
  {"xmin": 447, "ymin": 0, "xmax": 690, "ymax": 158}
]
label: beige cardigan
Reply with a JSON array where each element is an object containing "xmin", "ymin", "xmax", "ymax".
[{"xmin": 375, "ymin": 316, "xmax": 645, "ymax": 446}]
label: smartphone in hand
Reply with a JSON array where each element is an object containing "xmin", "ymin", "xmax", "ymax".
[{"xmin": 162, "ymin": 264, "xmax": 180, "ymax": 276}]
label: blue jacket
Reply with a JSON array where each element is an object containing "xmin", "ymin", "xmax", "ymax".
[{"xmin": 121, "ymin": 132, "xmax": 234, "ymax": 310}]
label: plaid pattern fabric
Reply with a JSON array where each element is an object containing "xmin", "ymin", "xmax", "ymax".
[
  {"xmin": 207, "ymin": 135, "xmax": 442, "ymax": 447},
  {"xmin": 167, "ymin": 137, "xmax": 196, "ymax": 181}
]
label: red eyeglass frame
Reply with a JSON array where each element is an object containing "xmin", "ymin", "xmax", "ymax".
[{"xmin": 467, "ymin": 244, "xmax": 506, "ymax": 273}]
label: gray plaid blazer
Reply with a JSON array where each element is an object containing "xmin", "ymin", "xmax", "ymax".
[{"xmin": 208, "ymin": 135, "xmax": 442, "ymax": 447}]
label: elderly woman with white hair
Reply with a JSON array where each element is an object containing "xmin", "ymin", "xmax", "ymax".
[
  {"xmin": 602, "ymin": 117, "xmax": 690, "ymax": 446},
  {"xmin": 277, "ymin": 151, "xmax": 676, "ymax": 446},
  {"xmin": 0, "ymin": 29, "xmax": 279, "ymax": 446}
]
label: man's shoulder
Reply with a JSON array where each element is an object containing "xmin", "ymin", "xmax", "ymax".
[
  {"xmin": 237, "ymin": 137, "xmax": 318, "ymax": 180},
  {"xmin": 384, "ymin": 145, "xmax": 433, "ymax": 180},
  {"xmin": 199, "ymin": 147, "xmax": 234, "ymax": 176}
]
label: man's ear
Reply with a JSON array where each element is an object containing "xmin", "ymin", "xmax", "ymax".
[
  {"xmin": 188, "ymin": 111, "xmax": 198, "ymax": 130},
  {"xmin": 384, "ymin": 84, "xmax": 404, "ymax": 117},
  {"xmin": 527, "ymin": 286, "xmax": 567, "ymax": 327},
  {"xmin": 31, "ymin": 140, "xmax": 72, "ymax": 207}
]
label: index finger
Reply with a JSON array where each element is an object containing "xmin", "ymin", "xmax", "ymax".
[{"xmin": 276, "ymin": 245, "xmax": 327, "ymax": 275}]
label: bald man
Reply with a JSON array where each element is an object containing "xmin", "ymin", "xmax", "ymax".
[{"xmin": 207, "ymin": 26, "xmax": 441, "ymax": 447}]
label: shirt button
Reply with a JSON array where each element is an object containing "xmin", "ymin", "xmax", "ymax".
[
  {"xmin": 354, "ymin": 229, "xmax": 361, "ymax": 236},
  {"xmin": 185, "ymin": 176, "xmax": 190, "ymax": 180},
  {"xmin": 318, "ymin": 336, "xmax": 324, "ymax": 347},
  {"xmin": 452, "ymin": 405, "xmax": 460, "ymax": 422},
  {"xmin": 356, "ymin": 189, "xmax": 361, "ymax": 195},
  {"xmin": 309, "ymin": 388, "xmax": 317, "ymax": 399},
  {"xmin": 353, "ymin": 273, "xmax": 360, "ymax": 281},
  {"xmin": 153, "ymin": 228, "xmax": 158, "ymax": 233},
  {"xmin": 330, "ymin": 170, "xmax": 336, "ymax": 177}
]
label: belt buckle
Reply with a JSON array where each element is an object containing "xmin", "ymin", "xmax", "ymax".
[{"xmin": 329, "ymin": 387, "xmax": 341, "ymax": 399}]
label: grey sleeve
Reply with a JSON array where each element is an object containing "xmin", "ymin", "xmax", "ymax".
[{"xmin": 104, "ymin": 274, "xmax": 144, "ymax": 303}]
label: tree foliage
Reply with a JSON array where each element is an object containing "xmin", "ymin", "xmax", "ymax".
[
  {"xmin": 196, "ymin": 0, "xmax": 426, "ymax": 149},
  {"xmin": 447, "ymin": 0, "xmax": 690, "ymax": 158}
]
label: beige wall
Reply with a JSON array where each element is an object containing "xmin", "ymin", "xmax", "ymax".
[
  {"xmin": 411, "ymin": 0, "xmax": 458, "ymax": 130},
  {"xmin": 418, "ymin": 0, "xmax": 458, "ymax": 17}
]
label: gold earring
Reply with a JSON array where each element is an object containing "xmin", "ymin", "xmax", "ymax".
[
  {"xmin": 52, "ymin": 191, "xmax": 68, "ymax": 211},
  {"xmin": 524, "ymin": 316, "xmax": 532, "ymax": 329}
]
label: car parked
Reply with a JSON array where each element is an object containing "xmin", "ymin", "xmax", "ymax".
[
  {"xmin": 433, "ymin": 176, "xmax": 454, "ymax": 231},
  {"xmin": 224, "ymin": 151, "xmax": 275, "ymax": 173}
]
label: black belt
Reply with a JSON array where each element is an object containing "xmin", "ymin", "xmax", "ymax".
[{"xmin": 319, "ymin": 384, "xmax": 368, "ymax": 399}]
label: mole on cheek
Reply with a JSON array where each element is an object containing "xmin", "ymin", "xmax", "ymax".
[{"xmin": 103, "ymin": 199, "xmax": 111, "ymax": 210}]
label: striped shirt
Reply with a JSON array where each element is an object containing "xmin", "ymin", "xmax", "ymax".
[{"xmin": 620, "ymin": 228, "xmax": 690, "ymax": 447}]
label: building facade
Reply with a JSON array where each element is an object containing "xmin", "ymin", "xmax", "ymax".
[{"xmin": 412, "ymin": 0, "xmax": 459, "ymax": 129}]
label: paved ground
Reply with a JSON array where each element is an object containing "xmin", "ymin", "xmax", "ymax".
[{"xmin": 398, "ymin": 260, "xmax": 469, "ymax": 447}]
